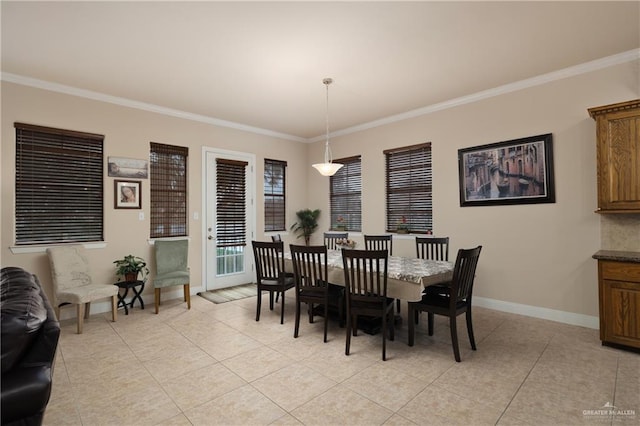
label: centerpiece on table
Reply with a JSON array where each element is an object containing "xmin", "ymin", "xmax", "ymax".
[{"xmin": 335, "ymin": 238, "xmax": 357, "ymax": 249}]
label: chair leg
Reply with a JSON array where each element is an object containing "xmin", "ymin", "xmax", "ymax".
[
  {"xmin": 323, "ymin": 301, "xmax": 329, "ymax": 343},
  {"xmin": 294, "ymin": 298, "xmax": 301, "ymax": 338},
  {"xmin": 381, "ymin": 314, "xmax": 387, "ymax": 361},
  {"xmin": 76, "ymin": 303, "xmax": 85, "ymax": 334},
  {"xmin": 155, "ymin": 288, "xmax": 161, "ymax": 314},
  {"xmin": 184, "ymin": 284, "xmax": 191, "ymax": 309},
  {"xmin": 345, "ymin": 313, "xmax": 352, "ymax": 356},
  {"xmin": 466, "ymin": 307, "xmax": 476, "ymax": 350},
  {"xmin": 111, "ymin": 295, "xmax": 118, "ymax": 322},
  {"xmin": 427, "ymin": 312, "xmax": 435, "ymax": 335},
  {"xmin": 279, "ymin": 291, "xmax": 285, "ymax": 325},
  {"xmin": 396, "ymin": 298, "xmax": 401, "ymax": 314},
  {"xmin": 256, "ymin": 289, "xmax": 262, "ymax": 321},
  {"xmin": 85, "ymin": 302, "xmax": 91, "ymax": 319},
  {"xmin": 408, "ymin": 304, "xmax": 416, "ymax": 346},
  {"xmin": 269, "ymin": 291, "xmax": 275, "ymax": 310},
  {"xmin": 450, "ymin": 315, "xmax": 461, "ymax": 362}
]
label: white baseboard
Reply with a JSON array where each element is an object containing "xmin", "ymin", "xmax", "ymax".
[
  {"xmin": 473, "ymin": 296, "xmax": 599, "ymax": 330},
  {"xmin": 57, "ymin": 288, "xmax": 599, "ymax": 331}
]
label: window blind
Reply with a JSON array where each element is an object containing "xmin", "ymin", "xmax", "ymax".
[
  {"xmin": 150, "ymin": 142, "xmax": 188, "ymax": 238},
  {"xmin": 14, "ymin": 122, "xmax": 104, "ymax": 245},
  {"xmin": 385, "ymin": 143, "xmax": 432, "ymax": 233},
  {"xmin": 264, "ymin": 159, "xmax": 286, "ymax": 232},
  {"xmin": 330, "ymin": 156, "xmax": 362, "ymax": 231},
  {"xmin": 216, "ymin": 158, "xmax": 248, "ymax": 247}
]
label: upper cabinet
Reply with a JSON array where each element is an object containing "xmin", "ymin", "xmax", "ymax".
[{"xmin": 589, "ymin": 100, "xmax": 640, "ymax": 213}]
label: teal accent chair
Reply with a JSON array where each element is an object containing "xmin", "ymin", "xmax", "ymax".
[{"xmin": 153, "ymin": 239, "xmax": 190, "ymax": 314}]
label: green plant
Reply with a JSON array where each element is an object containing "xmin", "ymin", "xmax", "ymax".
[
  {"xmin": 113, "ymin": 255, "xmax": 149, "ymax": 281},
  {"xmin": 397, "ymin": 216, "xmax": 409, "ymax": 233},
  {"xmin": 290, "ymin": 208, "xmax": 321, "ymax": 245}
]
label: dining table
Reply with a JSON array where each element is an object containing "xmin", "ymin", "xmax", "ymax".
[{"xmin": 284, "ymin": 249, "xmax": 454, "ymax": 302}]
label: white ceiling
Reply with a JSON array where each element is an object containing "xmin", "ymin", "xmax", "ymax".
[{"xmin": 2, "ymin": 1, "xmax": 639, "ymax": 141}]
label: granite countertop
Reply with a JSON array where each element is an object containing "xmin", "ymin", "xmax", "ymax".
[{"xmin": 593, "ymin": 250, "xmax": 640, "ymax": 263}]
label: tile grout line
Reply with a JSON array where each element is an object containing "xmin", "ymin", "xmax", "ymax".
[{"xmin": 493, "ymin": 335, "xmax": 552, "ymax": 425}]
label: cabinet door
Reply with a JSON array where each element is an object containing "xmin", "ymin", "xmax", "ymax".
[
  {"xmin": 596, "ymin": 109, "xmax": 640, "ymax": 210},
  {"xmin": 601, "ymin": 279, "xmax": 640, "ymax": 348}
]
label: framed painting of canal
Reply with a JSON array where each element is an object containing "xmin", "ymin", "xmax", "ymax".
[{"xmin": 458, "ymin": 133, "xmax": 555, "ymax": 207}]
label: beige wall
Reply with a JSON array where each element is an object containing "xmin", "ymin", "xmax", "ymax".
[
  {"xmin": 2, "ymin": 59, "xmax": 639, "ymax": 326},
  {"xmin": 1, "ymin": 82, "xmax": 309, "ymax": 316},
  {"xmin": 306, "ymin": 61, "xmax": 639, "ymax": 325}
]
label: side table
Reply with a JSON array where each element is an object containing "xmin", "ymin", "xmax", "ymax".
[{"xmin": 113, "ymin": 280, "xmax": 145, "ymax": 315}]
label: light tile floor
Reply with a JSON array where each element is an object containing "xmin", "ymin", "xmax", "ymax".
[{"xmin": 44, "ymin": 292, "xmax": 639, "ymax": 425}]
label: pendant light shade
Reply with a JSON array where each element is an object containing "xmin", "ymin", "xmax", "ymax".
[{"xmin": 312, "ymin": 78, "xmax": 343, "ymax": 176}]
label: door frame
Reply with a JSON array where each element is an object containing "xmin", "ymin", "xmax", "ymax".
[{"xmin": 201, "ymin": 146, "xmax": 256, "ymax": 291}]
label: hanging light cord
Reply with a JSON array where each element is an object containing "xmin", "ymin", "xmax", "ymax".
[{"xmin": 324, "ymin": 78, "xmax": 332, "ymax": 164}]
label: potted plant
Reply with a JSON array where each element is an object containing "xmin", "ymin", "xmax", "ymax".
[
  {"xmin": 333, "ymin": 215, "xmax": 346, "ymax": 231},
  {"xmin": 113, "ymin": 254, "xmax": 149, "ymax": 282},
  {"xmin": 397, "ymin": 216, "xmax": 409, "ymax": 234},
  {"xmin": 290, "ymin": 208, "xmax": 320, "ymax": 246}
]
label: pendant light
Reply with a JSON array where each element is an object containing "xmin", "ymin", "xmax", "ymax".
[{"xmin": 312, "ymin": 78, "xmax": 343, "ymax": 176}]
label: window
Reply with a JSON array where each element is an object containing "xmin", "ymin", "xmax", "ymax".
[
  {"xmin": 150, "ymin": 143, "xmax": 188, "ymax": 238},
  {"xmin": 14, "ymin": 123, "xmax": 104, "ymax": 245},
  {"xmin": 216, "ymin": 159, "xmax": 247, "ymax": 275},
  {"xmin": 329, "ymin": 156, "xmax": 362, "ymax": 231},
  {"xmin": 385, "ymin": 143, "xmax": 432, "ymax": 233},
  {"xmin": 264, "ymin": 159, "xmax": 286, "ymax": 232}
]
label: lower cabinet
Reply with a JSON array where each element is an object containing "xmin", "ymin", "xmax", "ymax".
[{"xmin": 597, "ymin": 260, "xmax": 640, "ymax": 351}]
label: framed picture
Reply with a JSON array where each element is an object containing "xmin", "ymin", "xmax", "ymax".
[
  {"xmin": 458, "ymin": 133, "xmax": 555, "ymax": 207},
  {"xmin": 108, "ymin": 157, "xmax": 148, "ymax": 178},
  {"xmin": 114, "ymin": 180, "xmax": 141, "ymax": 209}
]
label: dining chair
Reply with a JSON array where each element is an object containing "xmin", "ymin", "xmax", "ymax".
[
  {"xmin": 342, "ymin": 248, "xmax": 395, "ymax": 361},
  {"xmin": 290, "ymin": 244, "xmax": 344, "ymax": 342},
  {"xmin": 415, "ymin": 236, "xmax": 450, "ymax": 261},
  {"xmin": 153, "ymin": 239, "xmax": 191, "ymax": 314},
  {"xmin": 414, "ymin": 236, "xmax": 451, "ymax": 322},
  {"xmin": 364, "ymin": 234, "xmax": 393, "ymax": 255},
  {"xmin": 407, "ymin": 245, "xmax": 482, "ymax": 362},
  {"xmin": 252, "ymin": 240, "xmax": 295, "ymax": 324},
  {"xmin": 46, "ymin": 245, "xmax": 118, "ymax": 334},
  {"xmin": 364, "ymin": 234, "xmax": 402, "ymax": 314},
  {"xmin": 324, "ymin": 232, "xmax": 348, "ymax": 250}
]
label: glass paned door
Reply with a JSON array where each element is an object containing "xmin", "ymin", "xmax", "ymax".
[{"xmin": 205, "ymin": 149, "xmax": 254, "ymax": 290}]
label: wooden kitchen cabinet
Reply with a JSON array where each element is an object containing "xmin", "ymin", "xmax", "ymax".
[
  {"xmin": 588, "ymin": 99, "xmax": 640, "ymax": 213},
  {"xmin": 597, "ymin": 259, "xmax": 640, "ymax": 351}
]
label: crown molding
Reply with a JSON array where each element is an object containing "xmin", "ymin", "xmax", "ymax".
[
  {"xmin": 0, "ymin": 72, "xmax": 306, "ymax": 143},
  {"xmin": 3, "ymin": 49, "xmax": 638, "ymax": 144},
  {"xmin": 310, "ymin": 48, "xmax": 640, "ymax": 142}
]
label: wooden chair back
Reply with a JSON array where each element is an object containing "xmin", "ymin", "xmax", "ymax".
[
  {"xmin": 364, "ymin": 234, "xmax": 393, "ymax": 255},
  {"xmin": 416, "ymin": 236, "xmax": 449, "ymax": 261},
  {"xmin": 324, "ymin": 232, "xmax": 348, "ymax": 250},
  {"xmin": 252, "ymin": 240, "xmax": 286, "ymax": 283}
]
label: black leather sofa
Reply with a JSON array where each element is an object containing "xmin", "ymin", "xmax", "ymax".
[{"xmin": 1, "ymin": 267, "xmax": 60, "ymax": 426}]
